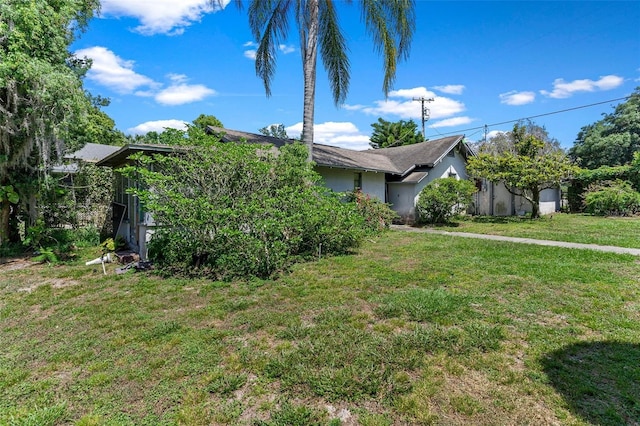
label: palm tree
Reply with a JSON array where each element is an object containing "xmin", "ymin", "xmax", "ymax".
[{"xmin": 243, "ymin": 0, "xmax": 416, "ymax": 161}]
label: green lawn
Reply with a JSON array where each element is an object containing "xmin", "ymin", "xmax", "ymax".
[
  {"xmin": 434, "ymin": 213, "xmax": 640, "ymax": 248},
  {"xmin": 1, "ymin": 226, "xmax": 639, "ymax": 425}
]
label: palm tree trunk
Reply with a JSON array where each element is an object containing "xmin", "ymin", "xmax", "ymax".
[{"xmin": 301, "ymin": 0, "xmax": 319, "ymax": 162}]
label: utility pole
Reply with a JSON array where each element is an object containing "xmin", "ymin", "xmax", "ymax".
[{"xmin": 413, "ymin": 96, "xmax": 434, "ymax": 140}]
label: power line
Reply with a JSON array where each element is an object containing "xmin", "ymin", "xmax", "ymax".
[{"xmin": 425, "ymin": 95, "xmax": 631, "ymax": 140}]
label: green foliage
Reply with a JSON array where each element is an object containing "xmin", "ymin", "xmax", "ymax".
[
  {"xmin": 192, "ymin": 113, "xmax": 224, "ymax": 130},
  {"xmin": 0, "ymin": 0, "xmax": 98, "ymax": 244},
  {"xmin": 122, "ymin": 128, "xmax": 376, "ymax": 279},
  {"xmin": 369, "ymin": 118, "xmax": 424, "ymax": 149},
  {"xmin": 584, "ymin": 180, "xmax": 640, "ymax": 216},
  {"xmin": 569, "ymin": 88, "xmax": 640, "ymax": 169},
  {"xmin": 100, "ymin": 235, "xmax": 126, "ymax": 253},
  {"xmin": 40, "ymin": 164, "xmax": 114, "ymax": 229},
  {"xmin": 259, "ymin": 123, "xmax": 289, "ymax": 139},
  {"xmin": 416, "ymin": 178, "xmax": 476, "ymax": 224},
  {"xmin": 22, "ymin": 221, "xmax": 86, "ymax": 263},
  {"xmin": 568, "ymin": 151, "xmax": 640, "ymax": 211},
  {"xmin": 345, "ymin": 189, "xmax": 398, "ymax": 231},
  {"xmin": 0, "ymin": 185, "xmax": 19, "ymax": 204},
  {"xmin": 468, "ymin": 122, "xmax": 577, "ymax": 218}
]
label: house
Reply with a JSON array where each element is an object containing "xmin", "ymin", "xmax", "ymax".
[
  {"xmin": 95, "ymin": 129, "xmax": 471, "ymax": 256},
  {"xmin": 94, "ymin": 127, "xmax": 559, "ymax": 257},
  {"xmin": 206, "ymin": 127, "xmax": 474, "ymax": 223},
  {"xmin": 312, "ymin": 135, "xmax": 472, "ymax": 222}
]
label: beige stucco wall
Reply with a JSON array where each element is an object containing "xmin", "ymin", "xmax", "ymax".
[{"xmin": 315, "ymin": 166, "xmax": 386, "ymax": 201}]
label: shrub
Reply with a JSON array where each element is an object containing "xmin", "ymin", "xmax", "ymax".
[
  {"xmin": 124, "ymin": 128, "xmax": 379, "ymax": 279},
  {"xmin": 345, "ymin": 189, "xmax": 398, "ymax": 232},
  {"xmin": 416, "ymin": 178, "xmax": 476, "ymax": 224},
  {"xmin": 584, "ymin": 180, "xmax": 640, "ymax": 216}
]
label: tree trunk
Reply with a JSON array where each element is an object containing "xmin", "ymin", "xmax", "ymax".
[
  {"xmin": 301, "ymin": 0, "xmax": 319, "ymax": 162},
  {"xmin": 0, "ymin": 199, "xmax": 10, "ymax": 246},
  {"xmin": 531, "ymin": 188, "xmax": 541, "ymax": 219}
]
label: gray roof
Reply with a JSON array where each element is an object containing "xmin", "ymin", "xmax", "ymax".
[
  {"xmin": 96, "ymin": 128, "xmax": 469, "ymax": 178},
  {"xmin": 206, "ymin": 126, "xmax": 293, "ymax": 148},
  {"xmin": 205, "ymin": 128, "xmax": 468, "ymax": 176},
  {"xmin": 312, "ymin": 144, "xmax": 398, "ymax": 173},
  {"xmin": 374, "ymin": 135, "xmax": 468, "ymax": 175},
  {"xmin": 65, "ymin": 143, "xmax": 120, "ymax": 163},
  {"xmin": 96, "ymin": 144, "xmax": 177, "ymax": 167}
]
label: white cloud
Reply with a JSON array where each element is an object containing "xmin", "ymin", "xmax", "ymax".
[
  {"xmin": 244, "ymin": 49, "xmax": 257, "ymax": 60},
  {"xmin": 388, "ymin": 87, "xmax": 435, "ymax": 99},
  {"xmin": 155, "ymin": 74, "xmax": 216, "ymax": 105},
  {"xmin": 127, "ymin": 119, "xmax": 188, "ymax": 135},
  {"xmin": 100, "ymin": 0, "xmax": 230, "ymax": 35},
  {"xmin": 286, "ymin": 121, "xmax": 371, "ymax": 150},
  {"xmin": 499, "ymin": 90, "xmax": 536, "ymax": 106},
  {"xmin": 75, "ymin": 46, "xmax": 158, "ymax": 94},
  {"xmin": 487, "ymin": 130, "xmax": 507, "ymax": 139},
  {"xmin": 278, "ymin": 44, "xmax": 296, "ymax": 54},
  {"xmin": 75, "ymin": 48, "xmax": 215, "ymax": 105},
  {"xmin": 433, "ymin": 85, "xmax": 465, "ymax": 95},
  {"xmin": 540, "ymin": 75, "xmax": 624, "ymax": 99},
  {"xmin": 352, "ymin": 87, "xmax": 466, "ymax": 120},
  {"xmin": 429, "ymin": 116, "xmax": 474, "ymax": 128}
]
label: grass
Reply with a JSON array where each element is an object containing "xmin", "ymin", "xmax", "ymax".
[
  {"xmin": 432, "ymin": 213, "xmax": 640, "ymax": 248},
  {"xmin": 1, "ymin": 217, "xmax": 639, "ymax": 425}
]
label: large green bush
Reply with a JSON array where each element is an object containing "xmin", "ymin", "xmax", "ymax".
[
  {"xmin": 416, "ymin": 178, "xmax": 476, "ymax": 224},
  {"xmin": 568, "ymin": 151, "xmax": 640, "ymax": 212},
  {"xmin": 122, "ymin": 128, "xmax": 384, "ymax": 279},
  {"xmin": 584, "ymin": 180, "xmax": 640, "ymax": 216}
]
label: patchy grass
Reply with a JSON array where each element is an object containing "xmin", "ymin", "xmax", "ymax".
[
  {"xmin": 0, "ymin": 227, "xmax": 639, "ymax": 425},
  {"xmin": 434, "ymin": 213, "xmax": 640, "ymax": 248}
]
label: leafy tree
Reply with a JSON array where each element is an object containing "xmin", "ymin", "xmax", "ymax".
[
  {"xmin": 192, "ymin": 113, "xmax": 224, "ymax": 130},
  {"xmin": 569, "ymin": 88, "xmax": 640, "ymax": 169},
  {"xmin": 584, "ymin": 180, "xmax": 640, "ymax": 216},
  {"xmin": 66, "ymin": 95, "xmax": 126, "ymax": 149},
  {"xmin": 416, "ymin": 178, "xmax": 476, "ymax": 224},
  {"xmin": 467, "ymin": 122, "xmax": 577, "ymax": 218},
  {"xmin": 259, "ymin": 124, "xmax": 289, "ymax": 139},
  {"xmin": 369, "ymin": 118, "xmax": 423, "ymax": 149},
  {"xmin": 0, "ymin": 0, "xmax": 98, "ymax": 245},
  {"xmin": 239, "ymin": 0, "xmax": 416, "ymax": 160},
  {"xmin": 120, "ymin": 127, "xmax": 387, "ymax": 279}
]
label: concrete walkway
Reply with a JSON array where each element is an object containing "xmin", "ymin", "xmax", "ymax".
[{"xmin": 391, "ymin": 225, "xmax": 640, "ymax": 256}]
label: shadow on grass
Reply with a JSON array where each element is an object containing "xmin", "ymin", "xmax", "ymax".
[{"xmin": 541, "ymin": 341, "xmax": 640, "ymax": 425}]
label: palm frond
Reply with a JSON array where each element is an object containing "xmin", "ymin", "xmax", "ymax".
[
  {"xmin": 249, "ymin": 0, "xmax": 293, "ymax": 97},
  {"xmin": 319, "ymin": 0, "xmax": 350, "ymax": 105},
  {"xmin": 359, "ymin": 0, "xmax": 415, "ymax": 95}
]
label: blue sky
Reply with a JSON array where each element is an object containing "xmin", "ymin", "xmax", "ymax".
[{"xmin": 72, "ymin": 1, "xmax": 640, "ymax": 150}]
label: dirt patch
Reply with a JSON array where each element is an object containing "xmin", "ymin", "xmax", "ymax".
[
  {"xmin": 433, "ymin": 368, "xmax": 565, "ymax": 425},
  {"xmin": 0, "ymin": 257, "xmax": 37, "ymax": 272}
]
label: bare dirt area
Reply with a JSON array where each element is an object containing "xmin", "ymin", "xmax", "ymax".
[{"xmin": 0, "ymin": 257, "xmax": 37, "ymax": 272}]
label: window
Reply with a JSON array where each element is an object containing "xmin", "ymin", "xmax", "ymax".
[{"xmin": 354, "ymin": 172, "xmax": 362, "ymax": 190}]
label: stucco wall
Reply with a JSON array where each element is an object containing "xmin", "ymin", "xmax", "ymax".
[
  {"xmin": 387, "ymin": 184, "xmax": 416, "ymax": 222},
  {"xmin": 315, "ymin": 166, "xmax": 386, "ymax": 201},
  {"xmin": 475, "ymin": 181, "xmax": 560, "ymax": 216}
]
